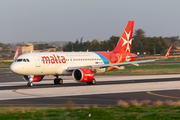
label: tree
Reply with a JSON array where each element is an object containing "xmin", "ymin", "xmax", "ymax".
[
  {"xmin": 62, "ymin": 29, "xmax": 169, "ymax": 54},
  {"xmin": 133, "ymin": 29, "xmax": 145, "ymax": 40},
  {"xmin": 0, "ymin": 42, "xmax": 4, "ymax": 47},
  {"xmin": 63, "ymin": 42, "xmax": 74, "ymax": 51}
]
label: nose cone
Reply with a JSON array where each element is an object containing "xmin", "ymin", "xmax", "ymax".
[{"xmin": 10, "ymin": 63, "xmax": 19, "ymax": 74}]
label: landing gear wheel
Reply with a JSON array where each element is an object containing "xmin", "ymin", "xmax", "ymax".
[
  {"xmin": 54, "ymin": 78, "xmax": 58, "ymax": 84},
  {"xmin": 27, "ymin": 82, "xmax": 33, "ymax": 87},
  {"xmin": 91, "ymin": 79, "xmax": 96, "ymax": 84},
  {"xmin": 59, "ymin": 78, "xmax": 63, "ymax": 84},
  {"xmin": 54, "ymin": 78, "xmax": 63, "ymax": 85},
  {"xmin": 87, "ymin": 78, "xmax": 96, "ymax": 85}
]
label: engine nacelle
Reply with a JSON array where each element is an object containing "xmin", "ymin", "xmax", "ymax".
[
  {"xmin": 23, "ymin": 75, "xmax": 44, "ymax": 82},
  {"xmin": 72, "ymin": 68, "xmax": 94, "ymax": 82}
]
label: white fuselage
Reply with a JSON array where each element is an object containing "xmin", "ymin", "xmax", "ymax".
[{"xmin": 10, "ymin": 52, "xmax": 106, "ymax": 75}]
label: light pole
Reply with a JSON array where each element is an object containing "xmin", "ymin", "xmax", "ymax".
[{"xmin": 151, "ymin": 43, "xmax": 156, "ymax": 55}]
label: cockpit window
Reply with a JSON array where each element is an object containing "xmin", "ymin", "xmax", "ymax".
[
  {"xmin": 15, "ymin": 58, "xmax": 30, "ymax": 62},
  {"xmin": 26, "ymin": 59, "xmax": 30, "ymax": 62},
  {"xmin": 17, "ymin": 59, "xmax": 22, "ymax": 62}
]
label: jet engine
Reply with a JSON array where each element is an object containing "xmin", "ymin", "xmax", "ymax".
[
  {"xmin": 23, "ymin": 75, "xmax": 44, "ymax": 82},
  {"xmin": 72, "ymin": 68, "xmax": 94, "ymax": 82}
]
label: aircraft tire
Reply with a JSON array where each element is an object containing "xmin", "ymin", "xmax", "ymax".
[
  {"xmin": 54, "ymin": 78, "xmax": 63, "ymax": 84},
  {"xmin": 91, "ymin": 79, "xmax": 96, "ymax": 85},
  {"xmin": 58, "ymin": 78, "xmax": 63, "ymax": 84},
  {"xmin": 54, "ymin": 78, "xmax": 58, "ymax": 84},
  {"xmin": 27, "ymin": 82, "xmax": 33, "ymax": 87},
  {"xmin": 87, "ymin": 79, "xmax": 96, "ymax": 85}
]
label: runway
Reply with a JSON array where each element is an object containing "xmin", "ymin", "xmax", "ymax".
[{"xmin": 1, "ymin": 72, "xmax": 180, "ymax": 107}]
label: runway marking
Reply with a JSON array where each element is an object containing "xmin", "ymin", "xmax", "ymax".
[
  {"xmin": 147, "ymin": 91, "xmax": 180, "ymax": 99},
  {"xmin": 12, "ymin": 89, "xmax": 117, "ymax": 102},
  {"xmin": 12, "ymin": 89, "xmax": 41, "ymax": 97}
]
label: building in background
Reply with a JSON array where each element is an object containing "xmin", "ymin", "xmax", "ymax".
[
  {"xmin": 19, "ymin": 42, "xmax": 34, "ymax": 54},
  {"xmin": 18, "ymin": 42, "xmax": 57, "ymax": 54}
]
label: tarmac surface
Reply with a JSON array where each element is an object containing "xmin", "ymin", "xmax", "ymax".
[{"xmin": 1, "ymin": 72, "xmax": 180, "ymax": 107}]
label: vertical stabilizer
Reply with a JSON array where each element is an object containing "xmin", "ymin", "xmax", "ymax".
[
  {"xmin": 165, "ymin": 45, "xmax": 173, "ymax": 58},
  {"xmin": 13, "ymin": 48, "xmax": 19, "ymax": 60},
  {"xmin": 112, "ymin": 21, "xmax": 134, "ymax": 53}
]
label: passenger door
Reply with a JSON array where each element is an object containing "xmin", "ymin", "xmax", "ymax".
[{"xmin": 34, "ymin": 55, "xmax": 41, "ymax": 67}]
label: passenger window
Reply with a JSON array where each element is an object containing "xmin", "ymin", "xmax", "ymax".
[{"xmin": 23, "ymin": 59, "xmax": 26, "ymax": 62}]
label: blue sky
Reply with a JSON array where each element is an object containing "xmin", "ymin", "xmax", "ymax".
[{"xmin": 0, "ymin": 0, "xmax": 180, "ymax": 43}]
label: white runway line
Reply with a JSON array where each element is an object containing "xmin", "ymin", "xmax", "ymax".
[{"xmin": 0, "ymin": 74, "xmax": 180, "ymax": 101}]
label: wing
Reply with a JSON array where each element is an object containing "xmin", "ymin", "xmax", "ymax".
[{"xmin": 67, "ymin": 45, "xmax": 173, "ymax": 71}]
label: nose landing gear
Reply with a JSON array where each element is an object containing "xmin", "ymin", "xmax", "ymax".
[
  {"xmin": 24, "ymin": 75, "xmax": 34, "ymax": 87},
  {"xmin": 27, "ymin": 82, "xmax": 33, "ymax": 87}
]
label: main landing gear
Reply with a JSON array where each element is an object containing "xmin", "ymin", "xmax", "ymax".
[
  {"xmin": 86, "ymin": 78, "xmax": 96, "ymax": 85},
  {"xmin": 54, "ymin": 76, "xmax": 63, "ymax": 85}
]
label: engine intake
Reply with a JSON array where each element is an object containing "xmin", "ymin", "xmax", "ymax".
[{"xmin": 72, "ymin": 68, "xmax": 94, "ymax": 82}]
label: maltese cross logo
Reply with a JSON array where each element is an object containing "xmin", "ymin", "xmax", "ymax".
[{"xmin": 122, "ymin": 31, "xmax": 132, "ymax": 52}]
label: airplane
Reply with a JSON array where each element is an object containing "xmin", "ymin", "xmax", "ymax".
[{"xmin": 10, "ymin": 21, "xmax": 173, "ymax": 87}]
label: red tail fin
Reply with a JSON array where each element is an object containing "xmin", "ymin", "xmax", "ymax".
[
  {"xmin": 165, "ymin": 45, "xmax": 173, "ymax": 58},
  {"xmin": 112, "ymin": 21, "xmax": 134, "ymax": 53},
  {"xmin": 13, "ymin": 48, "xmax": 19, "ymax": 60}
]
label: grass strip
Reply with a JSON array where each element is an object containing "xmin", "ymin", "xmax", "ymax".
[
  {"xmin": 1, "ymin": 106, "xmax": 180, "ymax": 120},
  {"xmin": 0, "ymin": 62, "xmax": 12, "ymax": 66},
  {"xmin": 97, "ymin": 64, "xmax": 180, "ymax": 76}
]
